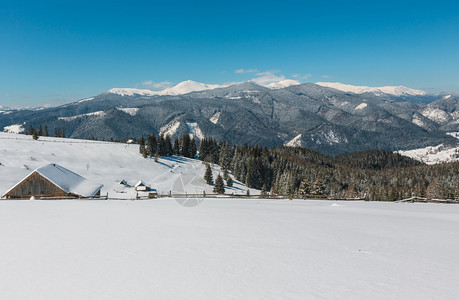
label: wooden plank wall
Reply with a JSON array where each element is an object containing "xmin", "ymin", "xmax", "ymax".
[{"xmin": 5, "ymin": 172, "xmax": 67, "ymax": 199}]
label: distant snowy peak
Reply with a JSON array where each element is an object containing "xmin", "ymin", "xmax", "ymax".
[
  {"xmin": 106, "ymin": 80, "xmax": 228, "ymax": 97},
  {"xmin": 156, "ymin": 80, "xmax": 228, "ymax": 95},
  {"xmin": 106, "ymin": 88, "xmax": 157, "ymax": 97},
  {"xmin": 106, "ymin": 79, "xmax": 303, "ymax": 97},
  {"xmin": 265, "ymin": 79, "xmax": 301, "ymax": 89},
  {"xmin": 315, "ymin": 82, "xmax": 427, "ymax": 97}
]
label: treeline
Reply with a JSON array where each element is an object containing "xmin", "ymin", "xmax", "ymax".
[
  {"xmin": 24, "ymin": 124, "xmax": 66, "ymax": 139},
  {"xmin": 197, "ymin": 138, "xmax": 459, "ymax": 201},
  {"xmin": 139, "ymin": 134, "xmax": 197, "ymax": 159}
]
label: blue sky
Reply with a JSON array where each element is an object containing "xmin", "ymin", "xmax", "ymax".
[{"xmin": 1, "ymin": 0, "xmax": 458, "ymax": 106}]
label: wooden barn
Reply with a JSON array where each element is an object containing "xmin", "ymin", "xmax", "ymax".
[{"xmin": 2, "ymin": 163, "xmax": 103, "ymax": 199}]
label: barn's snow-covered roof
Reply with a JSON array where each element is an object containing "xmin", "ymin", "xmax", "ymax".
[{"xmin": 3, "ymin": 163, "xmax": 103, "ymax": 197}]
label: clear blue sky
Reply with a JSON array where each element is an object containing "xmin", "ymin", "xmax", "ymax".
[{"xmin": 1, "ymin": 0, "xmax": 458, "ymax": 106}]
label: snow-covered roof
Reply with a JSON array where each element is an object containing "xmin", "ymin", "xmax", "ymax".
[
  {"xmin": 3, "ymin": 163, "xmax": 103, "ymax": 197},
  {"xmin": 135, "ymin": 180, "xmax": 147, "ymax": 187}
]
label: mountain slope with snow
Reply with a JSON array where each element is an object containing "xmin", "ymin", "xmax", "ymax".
[
  {"xmin": 316, "ymin": 82, "xmax": 427, "ymax": 96},
  {"xmin": 0, "ymin": 133, "xmax": 255, "ymax": 198},
  {"xmin": 106, "ymin": 80, "xmax": 229, "ymax": 97}
]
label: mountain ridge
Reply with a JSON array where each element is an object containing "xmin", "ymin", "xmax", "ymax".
[{"xmin": 1, "ymin": 81, "xmax": 457, "ymax": 156}]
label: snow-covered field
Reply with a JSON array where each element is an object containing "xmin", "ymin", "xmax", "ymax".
[
  {"xmin": 0, "ymin": 133, "xmax": 254, "ymax": 198},
  {"xmin": 0, "ymin": 199, "xmax": 458, "ymax": 299}
]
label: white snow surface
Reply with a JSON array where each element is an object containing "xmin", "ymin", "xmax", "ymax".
[
  {"xmin": 186, "ymin": 122, "xmax": 204, "ymax": 140},
  {"xmin": 316, "ymin": 82, "xmax": 427, "ymax": 96},
  {"xmin": 0, "ymin": 133, "xmax": 254, "ymax": 198},
  {"xmin": 156, "ymin": 80, "xmax": 228, "ymax": 95},
  {"xmin": 265, "ymin": 79, "xmax": 301, "ymax": 89},
  {"xmin": 285, "ymin": 134, "xmax": 302, "ymax": 147},
  {"xmin": 209, "ymin": 111, "xmax": 221, "ymax": 124},
  {"xmin": 398, "ymin": 144, "xmax": 459, "ymax": 164},
  {"xmin": 420, "ymin": 107, "xmax": 452, "ymax": 124},
  {"xmin": 447, "ymin": 132, "xmax": 459, "ymax": 139},
  {"xmin": 107, "ymin": 81, "xmax": 228, "ymax": 97},
  {"xmin": 58, "ymin": 111, "xmax": 106, "ymax": 121},
  {"xmin": 106, "ymin": 88, "xmax": 158, "ymax": 97},
  {"xmin": 0, "ymin": 199, "xmax": 458, "ymax": 299},
  {"xmin": 354, "ymin": 103, "xmax": 367, "ymax": 111},
  {"xmin": 3, "ymin": 123, "xmax": 24, "ymax": 133},
  {"xmin": 412, "ymin": 114, "xmax": 427, "ymax": 129},
  {"xmin": 116, "ymin": 107, "xmax": 139, "ymax": 116},
  {"xmin": 78, "ymin": 97, "xmax": 94, "ymax": 103},
  {"xmin": 160, "ymin": 117, "xmax": 181, "ymax": 137}
]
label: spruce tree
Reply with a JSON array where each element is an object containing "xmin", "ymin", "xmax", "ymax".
[
  {"xmin": 44, "ymin": 126, "xmax": 49, "ymax": 137},
  {"xmin": 226, "ymin": 176, "xmax": 233, "ymax": 187},
  {"xmin": 173, "ymin": 138, "xmax": 180, "ymax": 155},
  {"xmin": 38, "ymin": 124, "xmax": 43, "ymax": 136},
  {"xmin": 139, "ymin": 135, "xmax": 146, "ymax": 155},
  {"xmin": 190, "ymin": 138, "xmax": 197, "ymax": 159},
  {"xmin": 165, "ymin": 135, "xmax": 173, "ymax": 156},
  {"xmin": 204, "ymin": 164, "xmax": 213, "ymax": 185},
  {"xmin": 180, "ymin": 134, "xmax": 191, "ymax": 158},
  {"xmin": 32, "ymin": 131, "xmax": 39, "ymax": 140},
  {"xmin": 213, "ymin": 174, "xmax": 225, "ymax": 194}
]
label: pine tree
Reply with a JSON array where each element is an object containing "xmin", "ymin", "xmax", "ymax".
[
  {"xmin": 146, "ymin": 134, "xmax": 157, "ymax": 157},
  {"xmin": 213, "ymin": 174, "xmax": 225, "ymax": 194},
  {"xmin": 44, "ymin": 126, "xmax": 49, "ymax": 137},
  {"xmin": 139, "ymin": 135, "xmax": 146, "ymax": 155},
  {"xmin": 61, "ymin": 128, "xmax": 65, "ymax": 138},
  {"xmin": 38, "ymin": 124, "xmax": 43, "ymax": 136},
  {"xmin": 158, "ymin": 134, "xmax": 167, "ymax": 156},
  {"xmin": 173, "ymin": 138, "xmax": 180, "ymax": 155},
  {"xmin": 226, "ymin": 176, "xmax": 233, "ymax": 187},
  {"xmin": 190, "ymin": 138, "xmax": 197, "ymax": 159},
  {"xmin": 180, "ymin": 134, "xmax": 191, "ymax": 158},
  {"xmin": 32, "ymin": 131, "xmax": 39, "ymax": 140},
  {"xmin": 165, "ymin": 135, "xmax": 173, "ymax": 156},
  {"xmin": 204, "ymin": 164, "xmax": 213, "ymax": 185}
]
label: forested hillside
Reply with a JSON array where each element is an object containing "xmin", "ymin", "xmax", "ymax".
[{"xmin": 197, "ymin": 139, "xmax": 459, "ymax": 200}]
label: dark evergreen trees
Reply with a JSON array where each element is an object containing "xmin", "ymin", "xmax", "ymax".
[
  {"xmin": 226, "ymin": 177, "xmax": 233, "ymax": 187},
  {"xmin": 213, "ymin": 174, "xmax": 225, "ymax": 194},
  {"xmin": 204, "ymin": 164, "xmax": 213, "ymax": 185},
  {"xmin": 139, "ymin": 135, "xmax": 146, "ymax": 155}
]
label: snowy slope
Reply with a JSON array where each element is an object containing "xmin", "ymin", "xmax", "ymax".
[
  {"xmin": 155, "ymin": 80, "xmax": 227, "ymax": 95},
  {"xmin": 316, "ymin": 82, "xmax": 427, "ymax": 96},
  {"xmin": 106, "ymin": 80, "xmax": 228, "ymax": 97},
  {"xmin": 285, "ymin": 134, "xmax": 302, "ymax": 147},
  {"xmin": 0, "ymin": 133, "xmax": 255, "ymax": 198},
  {"xmin": 398, "ymin": 144, "xmax": 459, "ymax": 164},
  {"xmin": 0, "ymin": 199, "xmax": 458, "ymax": 299},
  {"xmin": 265, "ymin": 79, "xmax": 301, "ymax": 89}
]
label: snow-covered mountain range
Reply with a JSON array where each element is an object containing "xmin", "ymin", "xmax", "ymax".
[
  {"xmin": 1, "ymin": 80, "xmax": 458, "ymax": 157},
  {"xmin": 315, "ymin": 82, "xmax": 427, "ymax": 97},
  {"xmin": 106, "ymin": 79, "xmax": 301, "ymax": 97}
]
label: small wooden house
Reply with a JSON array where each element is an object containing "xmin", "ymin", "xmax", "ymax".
[
  {"xmin": 2, "ymin": 163, "xmax": 103, "ymax": 199},
  {"xmin": 135, "ymin": 180, "xmax": 151, "ymax": 191}
]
